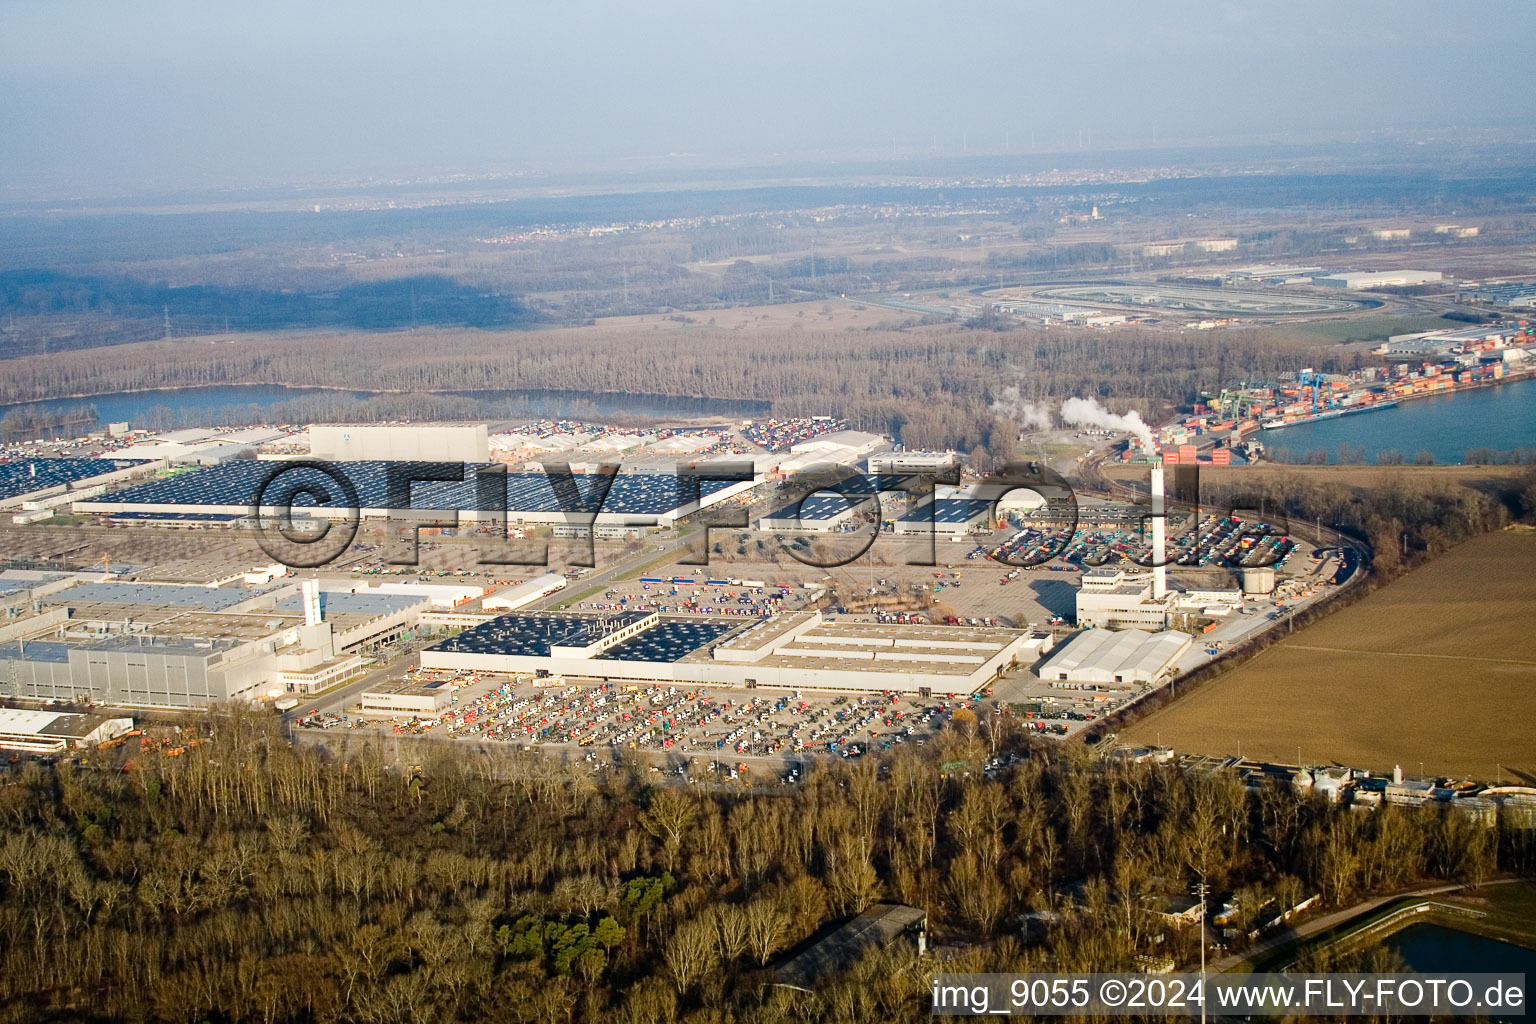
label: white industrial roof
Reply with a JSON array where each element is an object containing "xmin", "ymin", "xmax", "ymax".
[
  {"xmin": 148, "ymin": 428, "xmax": 222, "ymax": 444},
  {"xmin": 576, "ymin": 434, "xmax": 645, "ymax": 452},
  {"xmin": 210, "ymin": 427, "xmax": 289, "ymax": 446},
  {"xmin": 790, "ymin": 430, "xmax": 884, "ymax": 455},
  {"xmin": 365, "ymin": 582, "xmax": 486, "ymax": 608},
  {"xmin": 488, "ymin": 433, "xmax": 541, "ymax": 449},
  {"xmin": 1038, "ymin": 628, "xmax": 1191, "ymax": 682},
  {"xmin": 109, "ymin": 442, "xmax": 198, "ymax": 460},
  {"xmin": 0, "ymin": 709, "xmax": 67, "ymax": 736},
  {"xmin": 0, "ymin": 708, "xmax": 120, "ymax": 740},
  {"xmin": 489, "ymin": 432, "xmax": 599, "ymax": 452},
  {"xmin": 645, "ymin": 433, "xmax": 718, "ymax": 453}
]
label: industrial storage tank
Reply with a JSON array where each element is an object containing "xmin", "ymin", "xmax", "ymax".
[{"xmin": 1242, "ymin": 567, "xmax": 1276, "ymax": 595}]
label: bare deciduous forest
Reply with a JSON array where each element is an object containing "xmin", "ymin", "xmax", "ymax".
[
  {"xmin": 0, "ymin": 710, "xmax": 1528, "ymax": 1023},
  {"xmin": 0, "ymin": 323, "xmax": 1344, "ymax": 453}
]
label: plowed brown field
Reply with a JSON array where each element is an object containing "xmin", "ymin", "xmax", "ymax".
[{"xmin": 1123, "ymin": 530, "xmax": 1536, "ymax": 781}]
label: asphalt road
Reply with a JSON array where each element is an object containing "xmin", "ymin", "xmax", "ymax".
[{"xmin": 283, "ymin": 649, "xmax": 420, "ymax": 724}]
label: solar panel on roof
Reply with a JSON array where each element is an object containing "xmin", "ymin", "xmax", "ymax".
[
  {"xmin": 110, "ymin": 511, "xmax": 244, "ymax": 523},
  {"xmin": 98, "ymin": 460, "xmax": 737, "ymax": 515},
  {"xmin": 50, "ymin": 582, "xmax": 261, "ymax": 611},
  {"xmin": 764, "ymin": 493, "xmax": 870, "ymax": 522},
  {"xmin": 428, "ymin": 613, "xmax": 738, "ymax": 662},
  {"xmin": 431, "ymin": 614, "xmax": 601, "ymax": 657},
  {"xmin": 274, "ymin": 591, "xmax": 426, "ymax": 615},
  {"xmin": 897, "ymin": 498, "xmax": 994, "ymax": 524},
  {"xmin": 0, "ymin": 458, "xmax": 149, "ymax": 502},
  {"xmin": 602, "ymin": 621, "xmax": 737, "ymax": 662}
]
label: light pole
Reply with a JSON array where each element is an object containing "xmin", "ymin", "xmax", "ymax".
[{"xmin": 1192, "ymin": 869, "xmax": 1209, "ymax": 1024}]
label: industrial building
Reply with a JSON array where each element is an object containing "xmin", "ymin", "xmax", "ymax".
[
  {"xmin": 350, "ymin": 582, "xmax": 485, "ymax": 609},
  {"xmin": 1035, "ymin": 628, "xmax": 1192, "ymax": 688},
  {"xmin": 0, "ymin": 458, "xmax": 155, "ymax": 511},
  {"xmin": 482, "ymin": 574, "xmax": 567, "ymax": 611},
  {"xmin": 891, "ymin": 498, "xmax": 995, "ymax": 537},
  {"xmin": 550, "ymin": 522, "xmax": 656, "ymax": 539},
  {"xmin": 1074, "ymin": 459, "xmax": 1185, "ymax": 629},
  {"xmin": 270, "ymin": 585, "xmax": 429, "ymax": 650},
  {"xmin": 0, "ymin": 708, "xmax": 134, "ymax": 754},
  {"xmin": 757, "ymin": 493, "xmax": 875, "ymax": 533},
  {"xmin": 422, "ymin": 609, "xmax": 1050, "ymax": 695},
  {"xmin": 308, "ymin": 422, "xmax": 491, "ymax": 463},
  {"xmin": 357, "ymin": 679, "xmax": 455, "ymax": 717},
  {"xmin": 0, "ymin": 577, "xmax": 427, "ymax": 708},
  {"xmin": 788, "ymin": 430, "xmax": 885, "ymax": 459},
  {"xmin": 1314, "ymin": 270, "xmax": 1443, "ymax": 290},
  {"xmin": 1379, "ymin": 324, "xmax": 1521, "ymax": 358},
  {"xmin": 1226, "ymin": 265, "xmax": 1327, "ymax": 284},
  {"xmin": 991, "ymin": 299, "xmax": 1100, "ymax": 323},
  {"xmin": 771, "ymin": 905, "xmax": 927, "ymax": 991},
  {"xmin": 72, "ymin": 460, "xmax": 758, "ymax": 528},
  {"xmin": 110, "ymin": 427, "xmax": 294, "ymax": 466},
  {"xmin": 1071, "ymin": 312, "xmax": 1129, "ymax": 327},
  {"xmin": 34, "ymin": 578, "xmax": 426, "ymax": 655},
  {"xmin": 1141, "ymin": 238, "xmax": 1236, "ymax": 257},
  {"xmin": 865, "ymin": 451, "xmax": 957, "ymax": 475},
  {"xmin": 0, "ymin": 635, "xmax": 283, "ymax": 707},
  {"xmin": 1459, "ymin": 282, "xmax": 1536, "ymax": 309},
  {"xmin": 1074, "ymin": 567, "xmax": 1174, "ymax": 629}
]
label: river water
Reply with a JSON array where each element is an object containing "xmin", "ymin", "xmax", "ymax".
[
  {"xmin": 1263, "ymin": 377, "xmax": 1536, "ymax": 465},
  {"xmin": 1381, "ymin": 921, "xmax": 1536, "ymax": 975},
  {"xmin": 0, "ymin": 384, "xmax": 767, "ymax": 436}
]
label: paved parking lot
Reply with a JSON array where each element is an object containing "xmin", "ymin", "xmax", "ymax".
[
  {"xmin": 990, "ymin": 512, "xmax": 1295, "ymax": 571},
  {"xmin": 987, "ymin": 545, "xmax": 1353, "ymax": 738},
  {"xmin": 293, "ymin": 513, "xmax": 1350, "ymax": 756},
  {"xmin": 309, "ymin": 673, "xmax": 1009, "ymax": 771}
]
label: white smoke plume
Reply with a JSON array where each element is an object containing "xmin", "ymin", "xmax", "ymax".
[
  {"xmin": 1059, "ymin": 396, "xmax": 1155, "ymax": 449},
  {"xmin": 990, "ymin": 387, "xmax": 1054, "ymax": 433}
]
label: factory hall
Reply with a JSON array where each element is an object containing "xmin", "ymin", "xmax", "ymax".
[{"xmin": 421, "ymin": 609, "xmax": 1053, "ymax": 696}]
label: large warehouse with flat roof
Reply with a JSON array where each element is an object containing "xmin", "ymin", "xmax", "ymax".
[
  {"xmin": 1036, "ymin": 627, "xmax": 1191, "ymax": 688},
  {"xmin": 422, "ymin": 609, "xmax": 1051, "ymax": 695},
  {"xmin": 1314, "ymin": 270, "xmax": 1443, "ymax": 290},
  {"xmin": 891, "ymin": 498, "xmax": 995, "ymax": 537},
  {"xmin": 0, "ymin": 576, "xmax": 431, "ymax": 707},
  {"xmin": 0, "ymin": 458, "xmax": 157, "ymax": 511},
  {"xmin": 757, "ymin": 493, "xmax": 876, "ymax": 533},
  {"xmin": 308, "ymin": 423, "xmax": 490, "ymax": 463},
  {"xmin": 72, "ymin": 460, "xmax": 758, "ymax": 527}
]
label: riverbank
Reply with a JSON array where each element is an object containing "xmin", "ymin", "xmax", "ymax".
[
  {"xmin": 1253, "ymin": 367, "xmax": 1536, "ymax": 464},
  {"xmin": 1225, "ymin": 879, "xmax": 1536, "ymax": 974},
  {"xmin": 0, "ymin": 382, "xmax": 770, "ymax": 438}
]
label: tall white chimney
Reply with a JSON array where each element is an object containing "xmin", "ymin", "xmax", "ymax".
[
  {"xmin": 1150, "ymin": 457, "xmax": 1168, "ymax": 600},
  {"xmin": 302, "ymin": 579, "xmax": 322, "ymax": 626}
]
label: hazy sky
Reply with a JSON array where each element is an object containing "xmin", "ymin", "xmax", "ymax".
[{"xmin": 3, "ymin": 0, "xmax": 1534, "ymax": 195}]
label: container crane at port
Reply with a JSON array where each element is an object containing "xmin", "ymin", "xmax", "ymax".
[
  {"xmin": 1202, "ymin": 388, "xmax": 1267, "ymax": 421},
  {"xmin": 1296, "ymin": 368, "xmax": 1334, "ymax": 412}
]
